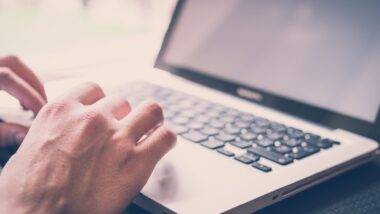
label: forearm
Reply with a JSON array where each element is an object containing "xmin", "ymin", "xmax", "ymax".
[{"xmin": 0, "ymin": 162, "xmax": 66, "ymax": 214}]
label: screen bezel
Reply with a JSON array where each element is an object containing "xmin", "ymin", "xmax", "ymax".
[{"xmin": 155, "ymin": 0, "xmax": 380, "ymax": 142}]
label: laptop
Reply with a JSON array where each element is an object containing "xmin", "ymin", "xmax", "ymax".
[{"xmin": 116, "ymin": 0, "xmax": 380, "ymax": 213}]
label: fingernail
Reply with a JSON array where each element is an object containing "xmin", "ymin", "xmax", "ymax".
[{"xmin": 14, "ymin": 133, "xmax": 26, "ymax": 144}]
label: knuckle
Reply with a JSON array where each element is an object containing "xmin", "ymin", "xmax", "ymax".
[
  {"xmin": 82, "ymin": 108, "xmax": 105, "ymax": 123},
  {"xmin": 143, "ymin": 101, "xmax": 163, "ymax": 121},
  {"xmin": 79, "ymin": 109, "xmax": 109, "ymax": 133},
  {"xmin": 122, "ymin": 122, "xmax": 137, "ymax": 139},
  {"xmin": 114, "ymin": 134, "xmax": 135, "ymax": 154},
  {"xmin": 41, "ymin": 100, "xmax": 70, "ymax": 115}
]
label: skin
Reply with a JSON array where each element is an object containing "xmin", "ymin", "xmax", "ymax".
[
  {"xmin": 0, "ymin": 56, "xmax": 176, "ymax": 213},
  {"xmin": 0, "ymin": 55, "xmax": 47, "ymax": 147}
]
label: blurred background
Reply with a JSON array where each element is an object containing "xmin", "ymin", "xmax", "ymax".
[{"xmin": 0, "ymin": 0, "xmax": 176, "ymax": 81}]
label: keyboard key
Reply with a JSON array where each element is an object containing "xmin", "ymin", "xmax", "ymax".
[
  {"xmin": 217, "ymin": 148, "xmax": 235, "ymax": 157},
  {"xmin": 165, "ymin": 94, "xmax": 183, "ymax": 103},
  {"xmin": 172, "ymin": 116, "xmax": 190, "ymax": 125},
  {"xmin": 273, "ymin": 145, "xmax": 291, "ymax": 154},
  {"xmin": 193, "ymin": 114, "xmax": 212, "ymax": 123},
  {"xmin": 304, "ymin": 133, "xmax": 321, "ymax": 144},
  {"xmin": 250, "ymin": 125, "xmax": 267, "ymax": 134},
  {"xmin": 246, "ymin": 152, "xmax": 260, "ymax": 161},
  {"xmin": 231, "ymin": 140, "xmax": 252, "ymax": 149},
  {"xmin": 167, "ymin": 104, "xmax": 183, "ymax": 112},
  {"xmin": 163, "ymin": 109, "xmax": 176, "ymax": 119},
  {"xmin": 234, "ymin": 154, "xmax": 258, "ymax": 164},
  {"xmin": 178, "ymin": 100, "xmax": 197, "ymax": 109},
  {"xmin": 235, "ymin": 121, "xmax": 250, "ymax": 128},
  {"xmin": 180, "ymin": 109, "xmax": 197, "ymax": 118},
  {"xmin": 187, "ymin": 121, "xmax": 205, "ymax": 130},
  {"xmin": 314, "ymin": 139, "xmax": 334, "ymax": 149},
  {"xmin": 193, "ymin": 103, "xmax": 210, "ymax": 112},
  {"xmin": 270, "ymin": 122, "xmax": 287, "ymax": 132},
  {"xmin": 248, "ymin": 146, "xmax": 293, "ymax": 165},
  {"xmin": 211, "ymin": 105, "xmax": 225, "ymax": 112},
  {"xmin": 290, "ymin": 145, "xmax": 320, "ymax": 159},
  {"xmin": 240, "ymin": 132, "xmax": 257, "ymax": 141},
  {"xmin": 215, "ymin": 132, "xmax": 236, "ymax": 142},
  {"xmin": 220, "ymin": 116, "xmax": 236, "ymax": 123},
  {"xmin": 266, "ymin": 132, "xmax": 284, "ymax": 141},
  {"xmin": 251, "ymin": 162, "xmax": 272, "ymax": 172},
  {"xmin": 201, "ymin": 140, "xmax": 225, "ymax": 149},
  {"xmin": 209, "ymin": 120, "xmax": 225, "ymax": 128},
  {"xmin": 324, "ymin": 139, "xmax": 341, "ymax": 145},
  {"xmin": 287, "ymin": 128, "xmax": 304, "ymax": 139},
  {"xmin": 200, "ymin": 126, "xmax": 219, "ymax": 136},
  {"xmin": 181, "ymin": 131, "xmax": 208, "ymax": 143},
  {"xmin": 282, "ymin": 138, "xmax": 302, "ymax": 147},
  {"xmin": 223, "ymin": 126, "xmax": 241, "ymax": 135},
  {"xmin": 206, "ymin": 111, "xmax": 221, "ymax": 117},
  {"xmin": 256, "ymin": 138, "xmax": 274, "ymax": 147},
  {"xmin": 240, "ymin": 114, "xmax": 255, "ymax": 122},
  {"xmin": 225, "ymin": 109, "xmax": 240, "ymax": 117},
  {"xmin": 332, "ymin": 140, "xmax": 340, "ymax": 145},
  {"xmin": 256, "ymin": 134, "xmax": 265, "ymax": 141},
  {"xmin": 165, "ymin": 122, "xmax": 188, "ymax": 134},
  {"xmin": 302, "ymin": 144, "xmax": 320, "ymax": 152},
  {"xmin": 254, "ymin": 118, "xmax": 271, "ymax": 127}
]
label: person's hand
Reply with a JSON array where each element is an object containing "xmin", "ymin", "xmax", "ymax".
[
  {"xmin": 0, "ymin": 55, "xmax": 47, "ymax": 148},
  {"xmin": 0, "ymin": 82, "xmax": 176, "ymax": 213}
]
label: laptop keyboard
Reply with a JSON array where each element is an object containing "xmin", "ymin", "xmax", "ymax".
[{"xmin": 119, "ymin": 81, "xmax": 340, "ymax": 173}]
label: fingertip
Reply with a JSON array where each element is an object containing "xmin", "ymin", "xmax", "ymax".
[
  {"xmin": 160, "ymin": 127, "xmax": 177, "ymax": 150},
  {"xmin": 137, "ymin": 126, "xmax": 177, "ymax": 164},
  {"xmin": 41, "ymin": 88, "xmax": 48, "ymax": 102},
  {"xmin": 26, "ymin": 95, "xmax": 46, "ymax": 115},
  {"xmin": 120, "ymin": 100, "xmax": 164, "ymax": 142},
  {"xmin": 62, "ymin": 82, "xmax": 105, "ymax": 105},
  {"xmin": 140, "ymin": 100, "xmax": 164, "ymax": 123}
]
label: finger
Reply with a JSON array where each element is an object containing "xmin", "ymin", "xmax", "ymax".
[
  {"xmin": 0, "ymin": 55, "xmax": 47, "ymax": 101},
  {"xmin": 121, "ymin": 101, "xmax": 164, "ymax": 142},
  {"xmin": 0, "ymin": 67, "xmax": 46, "ymax": 114},
  {"xmin": 135, "ymin": 126, "xmax": 176, "ymax": 165},
  {"xmin": 92, "ymin": 95, "xmax": 131, "ymax": 120},
  {"xmin": 0, "ymin": 123, "xmax": 28, "ymax": 148},
  {"xmin": 60, "ymin": 82, "xmax": 105, "ymax": 105}
]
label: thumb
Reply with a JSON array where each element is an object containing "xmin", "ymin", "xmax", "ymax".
[{"xmin": 0, "ymin": 123, "xmax": 28, "ymax": 148}]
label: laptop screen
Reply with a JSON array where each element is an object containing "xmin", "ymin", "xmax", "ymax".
[{"xmin": 161, "ymin": 0, "xmax": 380, "ymax": 123}]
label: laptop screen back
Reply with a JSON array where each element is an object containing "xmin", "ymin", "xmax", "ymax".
[{"xmin": 161, "ymin": 0, "xmax": 380, "ymax": 124}]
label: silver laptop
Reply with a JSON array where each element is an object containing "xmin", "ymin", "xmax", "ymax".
[{"xmin": 121, "ymin": 0, "xmax": 380, "ymax": 213}]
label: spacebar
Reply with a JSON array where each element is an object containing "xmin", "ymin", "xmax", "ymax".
[{"xmin": 247, "ymin": 146, "xmax": 293, "ymax": 165}]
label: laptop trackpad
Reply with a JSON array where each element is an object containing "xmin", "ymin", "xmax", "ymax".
[{"xmin": 142, "ymin": 160, "xmax": 179, "ymax": 201}]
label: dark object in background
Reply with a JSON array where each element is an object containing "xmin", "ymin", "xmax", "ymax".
[
  {"xmin": 0, "ymin": 118, "xmax": 20, "ymax": 167},
  {"xmin": 0, "ymin": 145, "xmax": 19, "ymax": 167}
]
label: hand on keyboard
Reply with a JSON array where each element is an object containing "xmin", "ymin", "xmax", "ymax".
[{"xmin": 0, "ymin": 82, "xmax": 176, "ymax": 214}]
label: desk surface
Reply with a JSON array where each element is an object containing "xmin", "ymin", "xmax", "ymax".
[{"xmin": 127, "ymin": 155, "xmax": 380, "ymax": 213}]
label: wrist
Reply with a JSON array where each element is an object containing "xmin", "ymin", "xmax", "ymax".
[{"xmin": 0, "ymin": 169, "xmax": 66, "ymax": 214}]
